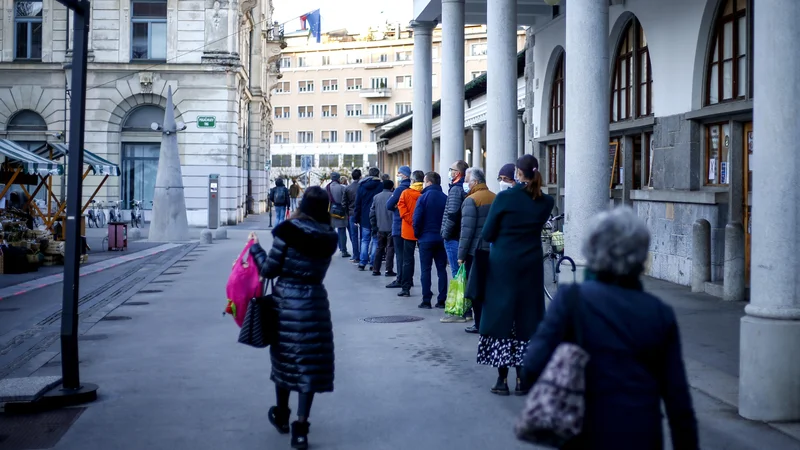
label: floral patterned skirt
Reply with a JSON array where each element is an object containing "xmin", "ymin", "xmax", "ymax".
[{"xmin": 477, "ymin": 327, "xmax": 527, "ymax": 368}]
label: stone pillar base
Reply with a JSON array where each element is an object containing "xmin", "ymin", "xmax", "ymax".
[{"xmin": 739, "ymin": 315, "xmax": 800, "ymax": 421}]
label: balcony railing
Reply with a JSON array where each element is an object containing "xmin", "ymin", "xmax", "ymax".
[
  {"xmin": 359, "ymin": 114, "xmax": 392, "ymax": 124},
  {"xmin": 359, "ymin": 88, "xmax": 392, "ymax": 98}
]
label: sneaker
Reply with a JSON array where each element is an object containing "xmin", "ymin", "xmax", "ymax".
[
  {"xmin": 418, "ymin": 301, "xmax": 432, "ymax": 309},
  {"xmin": 385, "ymin": 271, "xmax": 397, "ymax": 277},
  {"xmin": 386, "ymin": 280, "xmax": 402, "ymax": 289},
  {"xmin": 440, "ymin": 315, "xmax": 468, "ymax": 323},
  {"xmin": 397, "ymin": 290, "xmax": 411, "ymax": 297},
  {"xmin": 434, "ymin": 301, "xmax": 446, "ymax": 309},
  {"xmin": 464, "ymin": 324, "xmax": 479, "ymax": 334},
  {"xmin": 341, "ymin": 252, "xmax": 351, "ymax": 258},
  {"xmin": 358, "ymin": 265, "xmax": 366, "ymax": 271},
  {"xmin": 372, "ymin": 272, "xmax": 381, "ymax": 276},
  {"xmin": 491, "ymin": 378, "xmax": 510, "ymax": 396}
]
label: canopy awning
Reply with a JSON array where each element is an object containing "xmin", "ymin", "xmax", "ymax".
[
  {"xmin": 37, "ymin": 143, "xmax": 121, "ymax": 177},
  {"xmin": 0, "ymin": 139, "xmax": 64, "ymax": 176}
]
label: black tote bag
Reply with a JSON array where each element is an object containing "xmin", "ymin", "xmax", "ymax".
[{"xmin": 238, "ymin": 279, "xmax": 276, "ymax": 348}]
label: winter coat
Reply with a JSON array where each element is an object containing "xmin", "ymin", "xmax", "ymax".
[
  {"xmin": 326, "ymin": 181, "xmax": 348, "ymax": 229},
  {"xmin": 250, "ymin": 218, "xmax": 339, "ymax": 394},
  {"xmin": 412, "ymin": 184, "xmax": 447, "ymax": 243},
  {"xmin": 479, "ymin": 184, "xmax": 555, "ymax": 340},
  {"xmin": 289, "ymin": 183, "xmax": 300, "ymax": 198},
  {"xmin": 387, "ymin": 178, "xmax": 411, "ymax": 236},
  {"xmin": 523, "ymin": 280, "xmax": 699, "ymax": 450},
  {"xmin": 370, "ymin": 189, "xmax": 394, "ymax": 233},
  {"xmin": 397, "ymin": 182, "xmax": 423, "ymax": 241},
  {"xmin": 457, "ymin": 183, "xmax": 495, "ymax": 261},
  {"xmin": 270, "ymin": 179, "xmax": 290, "ymax": 207},
  {"xmin": 353, "ymin": 177, "xmax": 383, "ymax": 228},
  {"xmin": 440, "ymin": 179, "xmax": 466, "ymax": 241},
  {"xmin": 342, "ymin": 181, "xmax": 360, "ymax": 217}
]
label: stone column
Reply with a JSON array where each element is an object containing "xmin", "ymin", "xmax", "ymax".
[
  {"xmin": 440, "ymin": 0, "xmax": 466, "ymax": 171},
  {"xmin": 563, "ymin": 0, "xmax": 610, "ymax": 270},
  {"xmin": 471, "ymin": 125, "xmax": 483, "ymax": 169},
  {"xmin": 433, "ymin": 138, "xmax": 442, "ymax": 174},
  {"xmin": 410, "ymin": 20, "xmax": 436, "ymax": 172},
  {"xmin": 517, "ymin": 111, "xmax": 525, "ymax": 159},
  {"xmin": 486, "ymin": 0, "xmax": 518, "ymax": 192},
  {"xmin": 740, "ymin": 0, "xmax": 800, "ymax": 422}
]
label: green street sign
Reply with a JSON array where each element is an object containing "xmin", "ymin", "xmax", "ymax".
[{"xmin": 197, "ymin": 116, "xmax": 216, "ymax": 128}]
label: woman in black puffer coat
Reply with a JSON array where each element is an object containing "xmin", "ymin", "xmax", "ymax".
[{"xmin": 249, "ymin": 186, "xmax": 338, "ymax": 450}]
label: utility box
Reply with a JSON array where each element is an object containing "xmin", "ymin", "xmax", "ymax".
[
  {"xmin": 108, "ymin": 222, "xmax": 127, "ymax": 251},
  {"xmin": 208, "ymin": 174, "xmax": 220, "ymax": 229}
]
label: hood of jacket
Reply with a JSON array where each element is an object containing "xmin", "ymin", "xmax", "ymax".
[
  {"xmin": 275, "ymin": 178, "xmax": 285, "ymax": 187},
  {"xmin": 360, "ymin": 177, "xmax": 382, "ymax": 189},
  {"xmin": 359, "ymin": 176, "xmax": 379, "ymax": 185},
  {"xmin": 468, "ymin": 183, "xmax": 489, "ymax": 196},
  {"xmin": 272, "ymin": 217, "xmax": 338, "ymax": 258},
  {"xmin": 409, "ymin": 182, "xmax": 424, "ymax": 192}
]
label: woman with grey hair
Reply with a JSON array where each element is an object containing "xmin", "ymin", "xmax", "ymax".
[{"xmin": 522, "ymin": 207, "xmax": 698, "ymax": 449}]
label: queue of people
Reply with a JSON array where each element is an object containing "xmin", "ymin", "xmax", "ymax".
[{"xmin": 250, "ymin": 156, "xmax": 698, "ymax": 449}]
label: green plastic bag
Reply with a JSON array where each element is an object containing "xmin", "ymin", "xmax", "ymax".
[{"xmin": 445, "ymin": 264, "xmax": 471, "ymax": 316}]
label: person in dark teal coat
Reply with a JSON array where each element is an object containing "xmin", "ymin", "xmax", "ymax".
[{"xmin": 477, "ymin": 155, "xmax": 554, "ymax": 396}]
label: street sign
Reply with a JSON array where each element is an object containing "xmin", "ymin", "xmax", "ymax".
[
  {"xmin": 301, "ymin": 155, "xmax": 313, "ymax": 172},
  {"xmin": 197, "ymin": 116, "xmax": 216, "ymax": 128}
]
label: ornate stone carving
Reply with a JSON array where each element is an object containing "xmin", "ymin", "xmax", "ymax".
[{"xmin": 139, "ymin": 72, "xmax": 154, "ymax": 93}]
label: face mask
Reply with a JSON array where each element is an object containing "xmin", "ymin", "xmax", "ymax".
[
  {"xmin": 463, "ymin": 183, "xmax": 471, "ymax": 194},
  {"xmin": 499, "ymin": 181, "xmax": 513, "ymax": 191},
  {"xmin": 448, "ymin": 172, "xmax": 455, "ymax": 183}
]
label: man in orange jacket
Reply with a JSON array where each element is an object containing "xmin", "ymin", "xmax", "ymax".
[{"xmin": 396, "ymin": 170, "xmax": 425, "ymax": 296}]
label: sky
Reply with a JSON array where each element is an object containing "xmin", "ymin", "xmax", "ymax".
[{"xmin": 272, "ymin": 0, "xmax": 413, "ymax": 34}]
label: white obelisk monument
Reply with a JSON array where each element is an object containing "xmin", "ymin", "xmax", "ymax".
[{"xmin": 149, "ymin": 87, "xmax": 190, "ymax": 241}]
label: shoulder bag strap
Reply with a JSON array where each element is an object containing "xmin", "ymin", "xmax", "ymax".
[
  {"xmin": 565, "ymin": 284, "xmax": 583, "ymax": 348},
  {"xmin": 326, "ymin": 183, "xmax": 335, "ymax": 203}
]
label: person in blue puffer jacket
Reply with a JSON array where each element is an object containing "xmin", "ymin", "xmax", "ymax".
[
  {"xmin": 353, "ymin": 167, "xmax": 384, "ymax": 270},
  {"xmin": 412, "ymin": 171, "xmax": 449, "ymax": 309},
  {"xmin": 385, "ymin": 166, "xmax": 411, "ymax": 288}
]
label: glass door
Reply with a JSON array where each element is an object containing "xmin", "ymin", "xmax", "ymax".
[{"xmin": 743, "ymin": 122, "xmax": 753, "ymax": 284}]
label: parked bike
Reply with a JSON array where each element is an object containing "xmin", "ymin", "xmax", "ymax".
[
  {"xmin": 87, "ymin": 200, "xmax": 106, "ymax": 228},
  {"xmin": 109, "ymin": 200, "xmax": 122, "ymax": 223},
  {"xmin": 131, "ymin": 200, "xmax": 144, "ymax": 228},
  {"xmin": 542, "ymin": 213, "xmax": 577, "ymax": 302}
]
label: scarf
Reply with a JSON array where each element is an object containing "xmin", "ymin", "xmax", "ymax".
[{"xmin": 410, "ymin": 182, "xmax": 424, "ymax": 192}]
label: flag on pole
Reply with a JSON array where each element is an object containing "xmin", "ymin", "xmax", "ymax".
[{"xmin": 299, "ymin": 9, "xmax": 321, "ymax": 43}]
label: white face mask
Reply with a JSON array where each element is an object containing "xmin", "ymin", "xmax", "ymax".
[
  {"xmin": 448, "ymin": 172, "xmax": 455, "ymax": 183},
  {"xmin": 498, "ymin": 181, "xmax": 513, "ymax": 191},
  {"xmin": 463, "ymin": 183, "xmax": 471, "ymax": 194}
]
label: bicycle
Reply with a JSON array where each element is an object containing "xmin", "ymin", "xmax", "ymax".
[
  {"xmin": 542, "ymin": 213, "xmax": 577, "ymax": 302},
  {"xmin": 87, "ymin": 200, "xmax": 106, "ymax": 228},
  {"xmin": 130, "ymin": 200, "xmax": 144, "ymax": 228},
  {"xmin": 109, "ymin": 200, "xmax": 122, "ymax": 223}
]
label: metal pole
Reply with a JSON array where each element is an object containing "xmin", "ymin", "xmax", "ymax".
[{"xmin": 61, "ymin": 1, "xmax": 89, "ymax": 390}]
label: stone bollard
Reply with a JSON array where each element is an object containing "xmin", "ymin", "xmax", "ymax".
[
  {"xmin": 213, "ymin": 227, "xmax": 228, "ymax": 240},
  {"xmin": 723, "ymin": 222, "xmax": 746, "ymax": 302},
  {"xmin": 200, "ymin": 229, "xmax": 213, "ymax": 244},
  {"xmin": 128, "ymin": 228, "xmax": 142, "ymax": 241},
  {"xmin": 692, "ymin": 219, "xmax": 711, "ymax": 293}
]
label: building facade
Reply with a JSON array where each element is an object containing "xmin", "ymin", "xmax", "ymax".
[
  {"xmin": 269, "ymin": 24, "xmax": 523, "ymax": 180},
  {"xmin": 0, "ymin": 0, "xmax": 282, "ymax": 226}
]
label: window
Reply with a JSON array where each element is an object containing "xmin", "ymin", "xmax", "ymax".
[
  {"xmin": 346, "ymin": 104, "xmax": 362, "ymax": 117},
  {"xmin": 343, "ymin": 154, "xmax": 364, "ymax": 168},
  {"xmin": 14, "ymin": 0, "xmax": 43, "ymax": 60},
  {"xmin": 346, "ymin": 130, "xmax": 362, "ymax": 143},
  {"xmin": 319, "ymin": 154, "xmax": 339, "ymax": 167},
  {"xmin": 272, "ymin": 154, "xmax": 291, "ymax": 167},
  {"xmin": 395, "ymin": 75, "xmax": 412, "ymax": 89},
  {"xmin": 274, "ymin": 106, "xmax": 290, "ymax": 119},
  {"xmin": 370, "ymin": 77, "xmax": 388, "ymax": 89},
  {"xmin": 611, "ymin": 19, "xmax": 653, "ymax": 122},
  {"xmin": 370, "ymin": 104, "xmax": 388, "ymax": 117},
  {"xmin": 346, "ymin": 78, "xmax": 363, "ymax": 91},
  {"xmin": 273, "ymin": 132, "xmax": 290, "ymax": 144},
  {"xmin": 370, "ymin": 130, "xmax": 377, "ymax": 142},
  {"xmin": 372, "ymin": 53, "xmax": 388, "ymax": 63},
  {"xmin": 131, "ymin": 0, "xmax": 167, "ymax": 60},
  {"xmin": 297, "ymin": 131, "xmax": 314, "ymax": 144},
  {"xmin": 347, "ymin": 53, "xmax": 364, "ymax": 64},
  {"xmin": 367, "ymin": 154, "xmax": 377, "ymax": 168},
  {"xmin": 322, "ymin": 79, "xmax": 338, "ymax": 92},
  {"xmin": 705, "ymin": 123, "xmax": 731, "ymax": 185},
  {"xmin": 706, "ymin": 0, "xmax": 749, "ymax": 105},
  {"xmin": 321, "ymin": 55, "xmax": 331, "ymax": 66},
  {"xmin": 471, "ymin": 71, "xmax": 486, "ymax": 80},
  {"xmin": 321, "ymin": 131, "xmax": 338, "ymax": 143},
  {"xmin": 432, "ymin": 72, "xmax": 438, "ymax": 88},
  {"xmin": 298, "ymin": 56, "xmax": 308, "ymax": 67},
  {"xmin": 297, "ymin": 106, "xmax": 313, "ymax": 119},
  {"xmin": 295, "ymin": 154, "xmax": 314, "ymax": 168},
  {"xmin": 122, "ymin": 144, "xmax": 160, "ymax": 208},
  {"xmin": 298, "ymin": 80, "xmax": 314, "ymax": 93},
  {"xmin": 322, "ymin": 105, "xmax": 338, "ymax": 118},
  {"xmin": 395, "ymin": 102, "xmax": 412, "ymax": 116},
  {"xmin": 280, "ymin": 57, "xmax": 291, "ymax": 68},
  {"xmin": 547, "ymin": 145, "xmax": 558, "ymax": 185},
  {"xmin": 549, "ymin": 54, "xmax": 565, "ymax": 134},
  {"xmin": 470, "ymin": 43, "xmax": 487, "ymax": 56},
  {"xmin": 274, "ymin": 81, "xmax": 290, "ymax": 94},
  {"xmin": 395, "ymin": 50, "xmax": 412, "ymax": 62}
]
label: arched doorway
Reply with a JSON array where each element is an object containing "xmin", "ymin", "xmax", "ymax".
[
  {"xmin": 7, "ymin": 109, "xmax": 48, "ymax": 200},
  {"xmin": 120, "ymin": 104, "xmax": 164, "ymax": 210}
]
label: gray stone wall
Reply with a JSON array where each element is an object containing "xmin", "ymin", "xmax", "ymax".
[{"xmin": 651, "ymin": 113, "xmax": 701, "ymax": 191}]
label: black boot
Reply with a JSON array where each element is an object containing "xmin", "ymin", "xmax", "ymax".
[
  {"xmin": 515, "ymin": 377, "xmax": 530, "ymax": 396},
  {"xmin": 491, "ymin": 377, "xmax": 510, "ymax": 396},
  {"xmin": 291, "ymin": 421, "xmax": 310, "ymax": 449},
  {"xmin": 268, "ymin": 406, "xmax": 291, "ymax": 434}
]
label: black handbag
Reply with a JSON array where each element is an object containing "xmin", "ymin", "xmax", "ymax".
[{"xmin": 238, "ymin": 279, "xmax": 276, "ymax": 348}]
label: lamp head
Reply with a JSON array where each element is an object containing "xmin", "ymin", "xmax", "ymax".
[{"xmin": 151, "ymin": 122, "xmax": 161, "ymax": 131}]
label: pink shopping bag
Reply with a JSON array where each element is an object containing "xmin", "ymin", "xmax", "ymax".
[{"xmin": 224, "ymin": 240, "xmax": 262, "ymax": 327}]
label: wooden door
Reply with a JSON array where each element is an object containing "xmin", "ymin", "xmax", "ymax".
[{"xmin": 743, "ymin": 122, "xmax": 753, "ymax": 284}]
